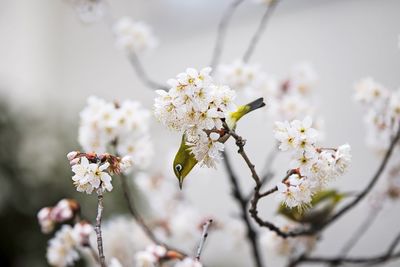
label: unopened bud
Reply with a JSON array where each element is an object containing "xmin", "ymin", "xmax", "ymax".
[
  {"xmin": 67, "ymin": 151, "xmax": 78, "ymax": 161},
  {"xmin": 70, "ymin": 158, "xmax": 80, "ymax": 166}
]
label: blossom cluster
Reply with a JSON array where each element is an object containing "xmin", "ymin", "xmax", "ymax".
[
  {"xmin": 79, "ymin": 96, "xmax": 153, "ymax": 170},
  {"xmin": 113, "ymin": 17, "xmax": 158, "ymax": 54},
  {"xmin": 46, "ymin": 221, "xmax": 93, "ymax": 267},
  {"xmin": 68, "ymin": 152, "xmax": 133, "ymax": 194},
  {"xmin": 274, "ymin": 117, "xmax": 351, "ymax": 208},
  {"xmin": 216, "ymin": 60, "xmax": 320, "ymax": 124},
  {"xmin": 38, "ymin": 199, "xmax": 80, "ymax": 234},
  {"xmin": 260, "ymin": 225, "xmax": 317, "ymax": 257},
  {"xmin": 154, "ymin": 67, "xmax": 236, "ymax": 167},
  {"xmin": 354, "ymin": 77, "xmax": 400, "ymax": 150},
  {"xmin": 37, "ymin": 199, "xmax": 94, "ymax": 267}
]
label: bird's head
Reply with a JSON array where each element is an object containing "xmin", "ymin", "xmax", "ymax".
[{"xmin": 173, "ymin": 135, "xmax": 198, "ymax": 189}]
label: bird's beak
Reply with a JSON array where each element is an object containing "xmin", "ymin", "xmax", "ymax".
[{"xmin": 178, "ymin": 176, "xmax": 183, "ymax": 190}]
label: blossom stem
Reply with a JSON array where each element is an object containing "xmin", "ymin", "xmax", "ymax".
[
  {"xmin": 210, "ymin": 0, "xmax": 245, "ymax": 71},
  {"xmin": 289, "ymin": 230, "xmax": 400, "ymax": 266},
  {"xmin": 328, "ymin": 207, "xmax": 381, "ymax": 267},
  {"xmin": 128, "ymin": 51, "xmax": 168, "ymax": 90},
  {"xmin": 195, "ymin": 219, "xmax": 213, "ymax": 261},
  {"xmin": 222, "ymin": 151, "xmax": 265, "ymax": 267},
  {"xmin": 95, "ymin": 190, "xmax": 106, "ymax": 267},
  {"xmin": 242, "ymin": 0, "xmax": 279, "ymax": 63}
]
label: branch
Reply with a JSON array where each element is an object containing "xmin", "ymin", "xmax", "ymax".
[
  {"xmin": 94, "ymin": 190, "xmax": 106, "ymax": 267},
  {"xmin": 291, "ymin": 230, "xmax": 400, "ymax": 266},
  {"xmin": 119, "ymin": 174, "xmax": 186, "ymax": 257},
  {"xmin": 222, "ymin": 151, "xmax": 264, "ymax": 267},
  {"xmin": 210, "ymin": 0, "xmax": 245, "ymax": 71},
  {"xmin": 242, "ymin": 0, "xmax": 279, "ymax": 63},
  {"xmin": 127, "ymin": 52, "xmax": 168, "ymax": 90},
  {"xmin": 329, "ymin": 208, "xmax": 382, "ymax": 267},
  {"xmin": 195, "ymin": 219, "xmax": 213, "ymax": 261},
  {"xmin": 228, "ymin": 123, "xmax": 400, "ymax": 238}
]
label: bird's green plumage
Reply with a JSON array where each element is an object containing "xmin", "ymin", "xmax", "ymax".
[
  {"xmin": 173, "ymin": 97, "xmax": 266, "ymax": 188},
  {"xmin": 278, "ymin": 190, "xmax": 345, "ymax": 226}
]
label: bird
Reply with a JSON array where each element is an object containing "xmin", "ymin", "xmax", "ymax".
[
  {"xmin": 173, "ymin": 97, "xmax": 266, "ymax": 189},
  {"xmin": 277, "ymin": 190, "xmax": 347, "ymax": 226}
]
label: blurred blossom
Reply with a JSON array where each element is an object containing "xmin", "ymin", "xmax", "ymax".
[
  {"xmin": 113, "ymin": 17, "xmax": 158, "ymax": 54},
  {"xmin": 95, "ymin": 216, "xmax": 151, "ymax": 266},
  {"xmin": 216, "ymin": 61, "xmax": 322, "ymax": 127},
  {"xmin": 354, "ymin": 78, "xmax": 400, "ymax": 150},
  {"xmin": 260, "ymin": 227, "xmax": 317, "ymax": 257},
  {"xmin": 78, "ymin": 96, "xmax": 153, "ymax": 171},
  {"xmin": 174, "ymin": 258, "xmax": 203, "ymax": 267},
  {"xmin": 46, "ymin": 225, "xmax": 80, "ymax": 267},
  {"xmin": 66, "ymin": 0, "xmax": 106, "ymax": 23}
]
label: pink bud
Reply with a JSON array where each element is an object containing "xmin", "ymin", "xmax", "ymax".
[
  {"xmin": 69, "ymin": 158, "xmax": 80, "ymax": 166},
  {"xmin": 67, "ymin": 151, "xmax": 78, "ymax": 161}
]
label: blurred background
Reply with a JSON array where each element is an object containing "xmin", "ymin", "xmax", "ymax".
[{"xmin": 0, "ymin": 0, "xmax": 400, "ymax": 266}]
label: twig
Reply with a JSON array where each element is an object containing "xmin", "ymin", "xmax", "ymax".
[
  {"xmin": 227, "ymin": 124, "xmax": 400, "ymax": 238},
  {"xmin": 195, "ymin": 219, "xmax": 213, "ymax": 261},
  {"xmin": 127, "ymin": 52, "xmax": 168, "ymax": 91},
  {"xmin": 94, "ymin": 189, "xmax": 106, "ymax": 267},
  {"xmin": 330, "ymin": 208, "xmax": 382, "ymax": 267},
  {"xmin": 222, "ymin": 151, "xmax": 264, "ymax": 267},
  {"xmin": 210, "ymin": 0, "xmax": 244, "ymax": 71},
  {"xmin": 119, "ymin": 174, "xmax": 187, "ymax": 256},
  {"xmin": 89, "ymin": 245, "xmax": 101, "ymax": 265},
  {"xmin": 291, "ymin": 231, "xmax": 400, "ymax": 266},
  {"xmin": 242, "ymin": 0, "xmax": 279, "ymax": 63}
]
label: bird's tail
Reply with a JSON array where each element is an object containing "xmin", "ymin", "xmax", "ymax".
[{"xmin": 227, "ymin": 97, "xmax": 266, "ymax": 129}]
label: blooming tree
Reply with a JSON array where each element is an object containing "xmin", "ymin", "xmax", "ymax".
[{"xmin": 36, "ymin": 1, "xmax": 400, "ymax": 267}]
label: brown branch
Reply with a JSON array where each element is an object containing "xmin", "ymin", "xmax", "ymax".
[
  {"xmin": 242, "ymin": 0, "xmax": 279, "ymax": 63},
  {"xmin": 227, "ymin": 123, "xmax": 400, "ymax": 238},
  {"xmin": 119, "ymin": 174, "xmax": 187, "ymax": 256},
  {"xmin": 210, "ymin": 0, "xmax": 244, "ymax": 71},
  {"xmin": 329, "ymin": 208, "xmax": 382, "ymax": 267},
  {"xmin": 290, "ymin": 230, "xmax": 400, "ymax": 266},
  {"xmin": 222, "ymin": 151, "xmax": 264, "ymax": 267},
  {"xmin": 195, "ymin": 219, "xmax": 213, "ymax": 261},
  {"xmin": 94, "ymin": 190, "xmax": 106, "ymax": 267}
]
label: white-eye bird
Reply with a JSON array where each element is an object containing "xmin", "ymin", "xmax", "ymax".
[
  {"xmin": 173, "ymin": 97, "xmax": 266, "ymax": 189},
  {"xmin": 278, "ymin": 190, "xmax": 346, "ymax": 226}
]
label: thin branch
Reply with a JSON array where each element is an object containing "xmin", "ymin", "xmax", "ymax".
[
  {"xmin": 127, "ymin": 52, "xmax": 168, "ymax": 90},
  {"xmin": 330, "ymin": 208, "xmax": 382, "ymax": 267},
  {"xmin": 210, "ymin": 0, "xmax": 245, "ymax": 71},
  {"xmin": 94, "ymin": 190, "xmax": 106, "ymax": 267},
  {"xmin": 227, "ymin": 123, "xmax": 400, "ymax": 238},
  {"xmin": 222, "ymin": 151, "xmax": 264, "ymax": 267},
  {"xmin": 320, "ymin": 125, "xmax": 400, "ymax": 228},
  {"xmin": 120, "ymin": 174, "xmax": 187, "ymax": 256},
  {"xmin": 291, "ymin": 231, "xmax": 400, "ymax": 266},
  {"xmin": 242, "ymin": 0, "xmax": 279, "ymax": 63},
  {"xmin": 195, "ymin": 219, "xmax": 213, "ymax": 261}
]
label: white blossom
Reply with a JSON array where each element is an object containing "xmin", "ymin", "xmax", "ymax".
[
  {"xmin": 109, "ymin": 258, "xmax": 123, "ymax": 267},
  {"xmin": 71, "ymin": 221, "xmax": 93, "ymax": 246},
  {"xmin": 38, "ymin": 207, "xmax": 54, "ymax": 234},
  {"xmin": 71, "ymin": 157, "xmax": 113, "ymax": 194},
  {"xmin": 46, "ymin": 225, "xmax": 80, "ymax": 267},
  {"xmin": 274, "ymin": 117, "xmax": 351, "ymax": 208},
  {"xmin": 154, "ymin": 67, "xmax": 236, "ymax": 168},
  {"xmin": 113, "ymin": 17, "xmax": 158, "ymax": 53},
  {"xmin": 78, "ymin": 96, "xmax": 153, "ymax": 172}
]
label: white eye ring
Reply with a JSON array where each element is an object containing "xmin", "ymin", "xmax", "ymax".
[{"xmin": 175, "ymin": 164, "xmax": 183, "ymax": 172}]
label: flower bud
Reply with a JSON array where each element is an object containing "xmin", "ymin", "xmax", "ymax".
[{"xmin": 67, "ymin": 151, "xmax": 78, "ymax": 161}]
